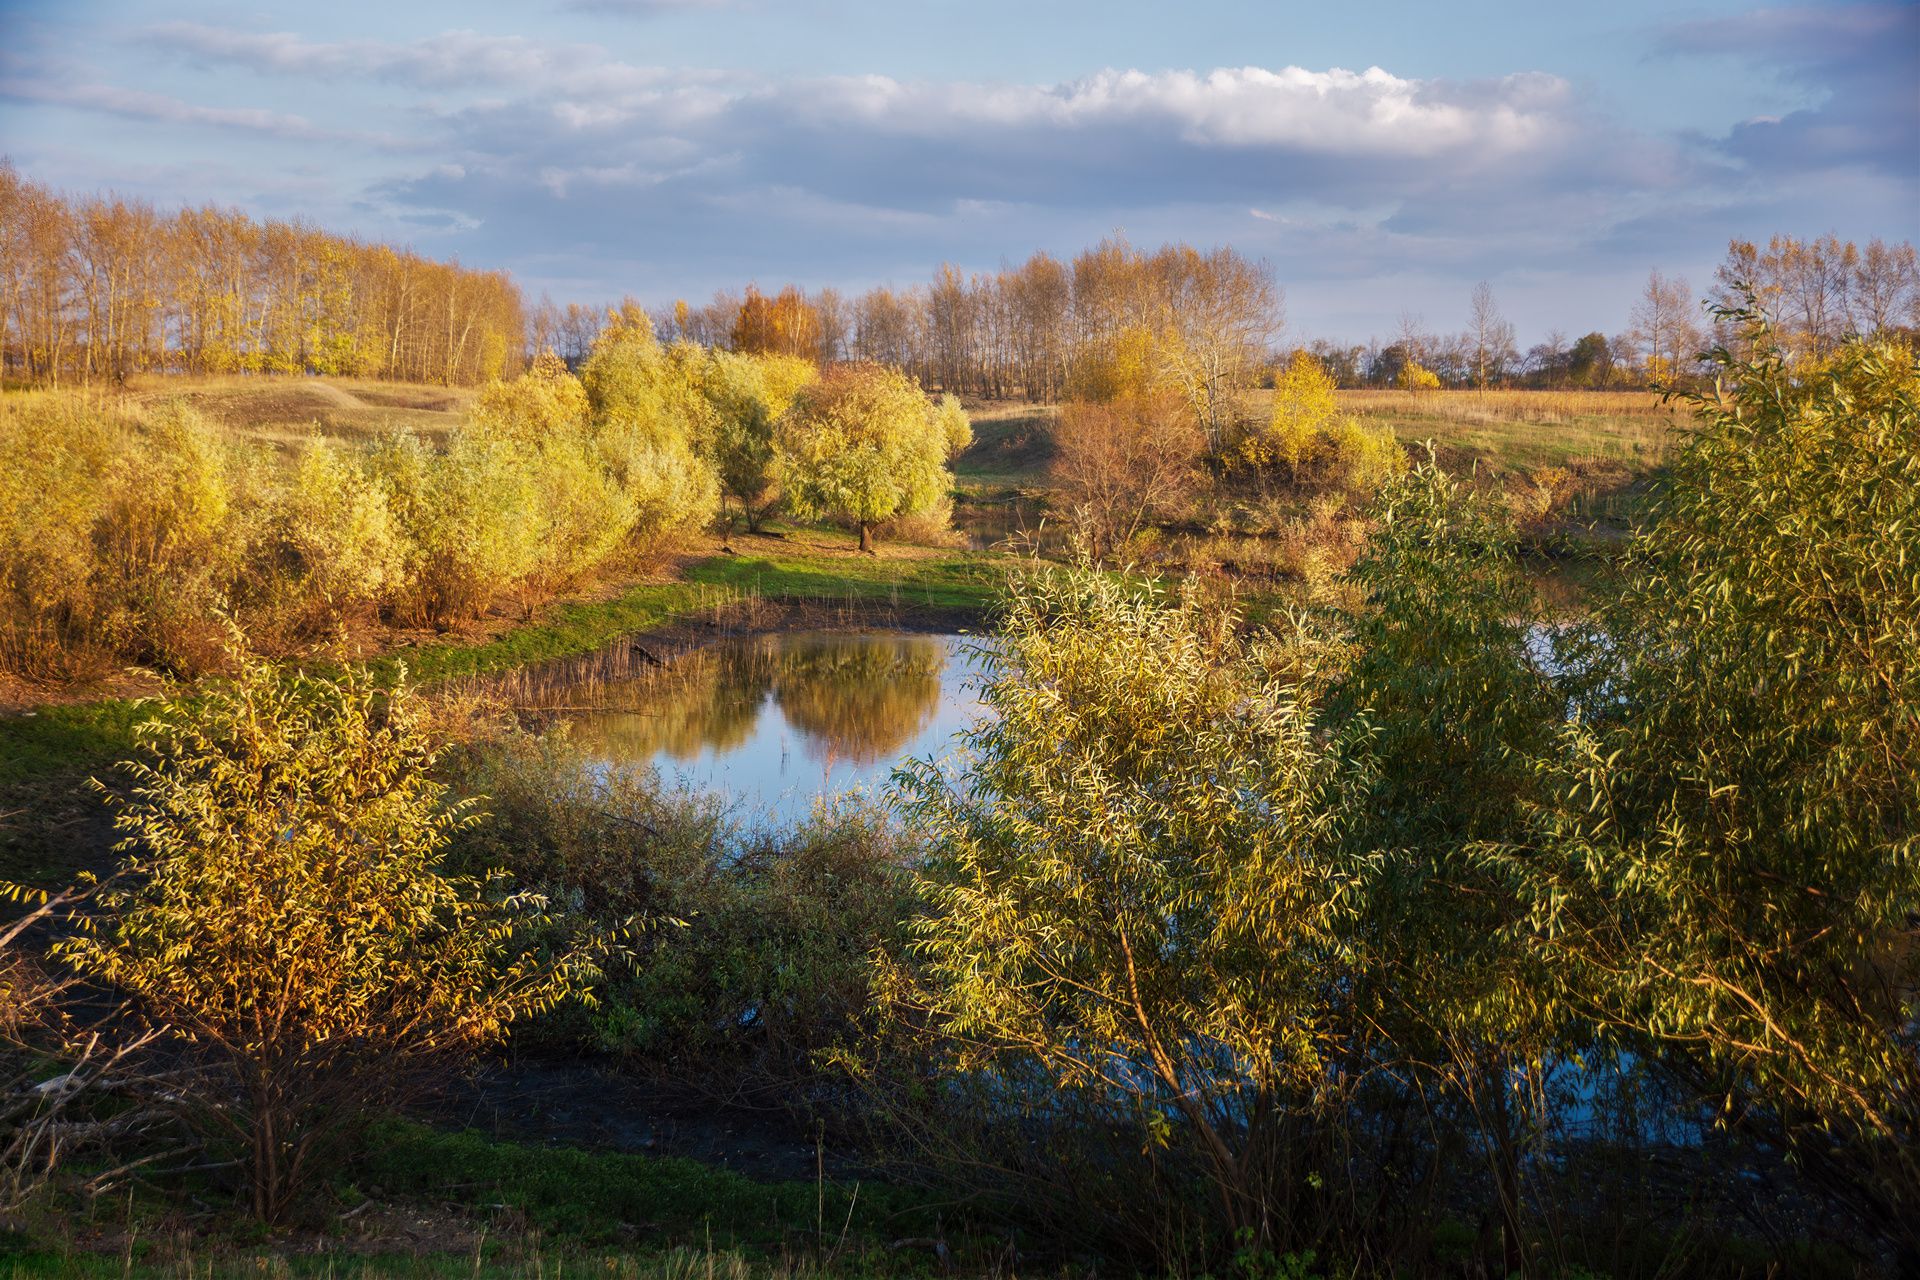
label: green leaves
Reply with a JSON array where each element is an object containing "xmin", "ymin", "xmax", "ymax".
[
  {"xmin": 892, "ymin": 563, "xmax": 1378, "ymax": 1239},
  {"xmin": 1512, "ymin": 317, "xmax": 1920, "ymax": 1240}
]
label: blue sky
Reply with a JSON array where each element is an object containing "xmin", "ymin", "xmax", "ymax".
[{"xmin": 2, "ymin": 0, "xmax": 1915, "ymax": 343}]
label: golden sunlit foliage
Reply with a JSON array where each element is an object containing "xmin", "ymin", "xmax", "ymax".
[
  {"xmin": 778, "ymin": 363, "xmax": 969, "ymax": 552},
  {"xmin": 705, "ymin": 348, "xmax": 818, "ymax": 531},
  {"xmin": 52, "ymin": 660, "xmax": 601, "ymax": 1222},
  {"xmin": 0, "ymin": 165, "xmax": 525, "ymax": 386},
  {"xmin": 579, "ymin": 306, "xmax": 724, "ymax": 542},
  {"xmin": 0, "ymin": 329, "xmax": 739, "ymax": 676},
  {"xmin": 1049, "ymin": 393, "xmax": 1206, "ymax": 561},
  {"xmin": 1396, "ymin": 360, "xmax": 1441, "ymax": 391},
  {"xmin": 1231, "ymin": 352, "xmax": 1406, "ymax": 506},
  {"xmin": 0, "ymin": 393, "xmax": 262, "ymax": 676},
  {"xmin": 729, "ymin": 285, "xmax": 824, "ymax": 359},
  {"xmin": 1713, "ymin": 233, "xmax": 1920, "ymax": 366}
]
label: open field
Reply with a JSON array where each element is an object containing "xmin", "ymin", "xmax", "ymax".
[
  {"xmin": 959, "ymin": 389, "xmax": 1677, "ymax": 495},
  {"xmin": 120, "ymin": 374, "xmax": 473, "ymax": 452},
  {"xmin": 1329, "ymin": 387, "xmax": 1681, "ymax": 475},
  {"xmin": 79, "ymin": 377, "xmax": 1679, "ymax": 494},
  {"xmin": 951, "ymin": 402, "xmax": 1057, "ymax": 495}
]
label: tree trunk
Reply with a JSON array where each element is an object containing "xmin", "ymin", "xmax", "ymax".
[{"xmin": 858, "ymin": 521, "xmax": 875, "ymax": 554}]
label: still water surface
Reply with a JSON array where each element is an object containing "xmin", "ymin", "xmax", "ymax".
[{"xmin": 558, "ymin": 632, "xmax": 989, "ymax": 823}]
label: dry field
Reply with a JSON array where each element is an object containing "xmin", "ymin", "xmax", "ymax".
[
  {"xmin": 1327, "ymin": 387, "xmax": 1683, "ymax": 476},
  {"xmin": 117, "ymin": 373, "xmax": 473, "ymax": 453}
]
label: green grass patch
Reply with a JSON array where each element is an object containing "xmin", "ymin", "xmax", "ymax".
[
  {"xmin": 0, "ymin": 1120, "xmax": 946, "ymax": 1279},
  {"xmin": 381, "ymin": 581, "xmax": 726, "ymax": 685},
  {"xmin": 0, "ymin": 701, "xmax": 144, "ymax": 789},
  {"xmin": 952, "ymin": 407, "xmax": 1054, "ymax": 496},
  {"xmin": 685, "ymin": 551, "xmax": 1003, "ymax": 615},
  {"xmin": 0, "ymin": 1247, "xmax": 900, "ymax": 1280},
  {"xmin": 357, "ymin": 1123, "xmax": 930, "ymax": 1249}
]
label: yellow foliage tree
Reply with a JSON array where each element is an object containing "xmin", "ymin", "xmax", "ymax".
[
  {"xmin": 1398, "ymin": 361, "xmax": 1442, "ymax": 392},
  {"xmin": 54, "ymin": 659, "xmax": 601, "ymax": 1221},
  {"xmin": 1233, "ymin": 352, "xmax": 1406, "ymax": 506}
]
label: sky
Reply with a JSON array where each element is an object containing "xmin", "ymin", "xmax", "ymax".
[{"xmin": 1, "ymin": 0, "xmax": 1915, "ymax": 344}]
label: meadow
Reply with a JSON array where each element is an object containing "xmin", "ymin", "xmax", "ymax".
[{"xmin": 2, "ymin": 323, "xmax": 1913, "ymax": 1280}]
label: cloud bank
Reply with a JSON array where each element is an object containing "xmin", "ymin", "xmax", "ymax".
[{"xmin": 2, "ymin": 5, "xmax": 1912, "ymax": 337}]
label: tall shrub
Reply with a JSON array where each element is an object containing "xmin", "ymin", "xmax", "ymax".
[
  {"xmin": 1518, "ymin": 318, "xmax": 1920, "ymax": 1259},
  {"xmin": 55, "ymin": 660, "xmax": 599, "ymax": 1222}
]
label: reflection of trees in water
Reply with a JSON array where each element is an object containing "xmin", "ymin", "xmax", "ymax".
[
  {"xmin": 774, "ymin": 636, "xmax": 945, "ymax": 767},
  {"xmin": 566, "ymin": 634, "xmax": 947, "ymax": 768},
  {"xmin": 568, "ymin": 641, "xmax": 778, "ymax": 761}
]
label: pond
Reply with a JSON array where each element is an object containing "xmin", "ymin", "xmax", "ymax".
[{"xmin": 551, "ymin": 631, "xmax": 990, "ymax": 824}]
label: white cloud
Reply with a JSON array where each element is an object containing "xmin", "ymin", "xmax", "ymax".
[
  {"xmin": 138, "ymin": 25, "xmax": 1578, "ymax": 163},
  {"xmin": 10, "ymin": 15, "xmax": 1902, "ymax": 339}
]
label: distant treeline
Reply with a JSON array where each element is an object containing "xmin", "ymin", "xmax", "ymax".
[
  {"xmin": 1299, "ymin": 236, "xmax": 1920, "ymax": 391},
  {"xmin": 559, "ymin": 237, "xmax": 1282, "ymax": 412},
  {"xmin": 7, "ymin": 163, "xmax": 1916, "ymax": 397},
  {"xmin": 558, "ymin": 233, "xmax": 1919, "ymax": 399},
  {"xmin": 0, "ymin": 164, "xmax": 525, "ymax": 386}
]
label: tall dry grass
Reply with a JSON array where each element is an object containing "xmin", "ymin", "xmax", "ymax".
[{"xmin": 1326, "ymin": 388, "xmax": 1683, "ymax": 473}]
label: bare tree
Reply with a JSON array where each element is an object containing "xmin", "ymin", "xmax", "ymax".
[
  {"xmin": 1848, "ymin": 238, "xmax": 1920, "ymax": 336},
  {"xmin": 1152, "ymin": 245, "xmax": 1283, "ymax": 450},
  {"xmin": 1050, "ymin": 393, "xmax": 1205, "ymax": 561},
  {"xmin": 1629, "ymin": 269, "xmax": 1701, "ymax": 383},
  {"xmin": 1467, "ymin": 282, "xmax": 1517, "ymax": 387}
]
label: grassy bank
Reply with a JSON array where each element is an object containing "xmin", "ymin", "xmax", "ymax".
[
  {"xmin": 0, "ymin": 1122, "xmax": 956, "ymax": 1280},
  {"xmin": 0, "ymin": 540, "xmax": 1000, "ymax": 885}
]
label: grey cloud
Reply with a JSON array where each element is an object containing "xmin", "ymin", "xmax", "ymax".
[
  {"xmin": 1656, "ymin": 4, "xmax": 1920, "ymax": 180},
  {"xmin": 142, "ymin": 22, "xmax": 720, "ymax": 98},
  {"xmin": 0, "ymin": 74, "xmax": 402, "ymax": 146}
]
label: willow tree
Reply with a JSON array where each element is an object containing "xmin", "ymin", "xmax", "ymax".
[
  {"xmin": 892, "ymin": 567, "xmax": 1384, "ymax": 1256},
  {"xmin": 706, "ymin": 349, "xmax": 816, "ymax": 532},
  {"xmin": 55, "ymin": 660, "xmax": 601, "ymax": 1222},
  {"xmin": 577, "ymin": 306, "xmax": 721, "ymax": 549},
  {"xmin": 1518, "ymin": 312, "xmax": 1920, "ymax": 1260},
  {"xmin": 777, "ymin": 363, "xmax": 967, "ymax": 552}
]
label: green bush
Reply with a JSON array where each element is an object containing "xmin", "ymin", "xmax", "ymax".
[
  {"xmin": 441, "ymin": 731, "xmax": 917, "ymax": 1099},
  {"xmin": 1515, "ymin": 321, "xmax": 1920, "ymax": 1260}
]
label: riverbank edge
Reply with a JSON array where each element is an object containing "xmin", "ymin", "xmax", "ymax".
[{"xmin": 0, "ymin": 554, "xmax": 999, "ymax": 887}]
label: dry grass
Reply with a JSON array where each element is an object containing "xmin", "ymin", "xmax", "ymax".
[
  {"xmin": 953, "ymin": 399, "xmax": 1058, "ymax": 494},
  {"xmin": 1317, "ymin": 387, "xmax": 1683, "ymax": 476},
  {"xmin": 116, "ymin": 373, "xmax": 472, "ymax": 454}
]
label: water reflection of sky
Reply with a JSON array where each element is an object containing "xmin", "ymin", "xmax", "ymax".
[{"xmin": 561, "ymin": 632, "xmax": 991, "ymax": 825}]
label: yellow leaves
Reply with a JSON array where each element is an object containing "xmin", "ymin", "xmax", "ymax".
[
  {"xmin": 778, "ymin": 363, "xmax": 959, "ymax": 544},
  {"xmin": 1228, "ymin": 352, "xmax": 1405, "ymax": 509},
  {"xmin": 729, "ymin": 284, "xmax": 823, "ymax": 359},
  {"xmin": 1266, "ymin": 350, "xmax": 1341, "ymax": 464},
  {"xmin": 1398, "ymin": 361, "xmax": 1442, "ymax": 392},
  {"xmin": 58, "ymin": 656, "xmax": 598, "ymax": 1090},
  {"xmin": 1066, "ymin": 324, "xmax": 1170, "ymax": 404}
]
